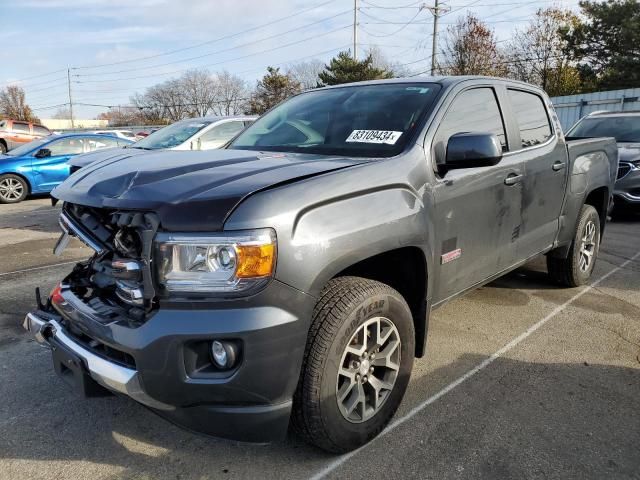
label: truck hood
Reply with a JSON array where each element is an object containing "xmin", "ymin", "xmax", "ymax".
[
  {"xmin": 53, "ymin": 149, "xmax": 370, "ymax": 231},
  {"xmin": 618, "ymin": 143, "xmax": 640, "ymax": 162},
  {"xmin": 68, "ymin": 146, "xmax": 150, "ymax": 168}
]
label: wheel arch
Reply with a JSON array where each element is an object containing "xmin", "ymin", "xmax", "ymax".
[{"xmin": 329, "ymin": 246, "xmax": 431, "ymax": 358}]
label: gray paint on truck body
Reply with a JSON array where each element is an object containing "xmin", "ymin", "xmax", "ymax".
[{"xmin": 41, "ymin": 76, "xmax": 617, "ymax": 442}]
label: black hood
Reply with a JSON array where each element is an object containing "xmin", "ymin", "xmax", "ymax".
[
  {"xmin": 618, "ymin": 143, "xmax": 640, "ymax": 163},
  {"xmin": 53, "ymin": 149, "xmax": 369, "ymax": 231},
  {"xmin": 68, "ymin": 146, "xmax": 149, "ymax": 168}
]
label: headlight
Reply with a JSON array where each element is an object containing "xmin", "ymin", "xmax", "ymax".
[{"xmin": 155, "ymin": 229, "xmax": 276, "ymax": 295}]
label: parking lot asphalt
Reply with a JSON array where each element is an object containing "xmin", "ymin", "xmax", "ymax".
[{"xmin": 0, "ymin": 198, "xmax": 639, "ymax": 480}]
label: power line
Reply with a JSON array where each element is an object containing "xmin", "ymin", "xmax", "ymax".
[
  {"xmin": 74, "ymin": 25, "xmax": 351, "ymax": 84},
  {"xmin": 74, "ymin": 10, "xmax": 352, "ymax": 78},
  {"xmin": 72, "ymin": 0, "xmax": 339, "ymax": 71},
  {"xmin": 358, "ymin": 8, "xmax": 427, "ymax": 37}
]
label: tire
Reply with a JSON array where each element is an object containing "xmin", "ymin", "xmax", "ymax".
[
  {"xmin": 547, "ymin": 204, "xmax": 601, "ymax": 287},
  {"xmin": 0, "ymin": 142, "xmax": 6, "ymax": 154},
  {"xmin": 292, "ymin": 276, "xmax": 415, "ymax": 453},
  {"xmin": 0, "ymin": 174, "xmax": 28, "ymax": 204}
]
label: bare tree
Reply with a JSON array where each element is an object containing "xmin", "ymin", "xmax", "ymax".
[
  {"xmin": 286, "ymin": 59, "xmax": 325, "ymax": 90},
  {"xmin": 181, "ymin": 69, "xmax": 218, "ymax": 117},
  {"xmin": 366, "ymin": 46, "xmax": 411, "ymax": 77},
  {"xmin": 211, "ymin": 71, "xmax": 249, "ymax": 115},
  {"xmin": 0, "ymin": 85, "xmax": 38, "ymax": 122},
  {"xmin": 439, "ymin": 14, "xmax": 507, "ymax": 76},
  {"xmin": 53, "ymin": 107, "xmax": 72, "ymax": 120},
  {"xmin": 506, "ymin": 8, "xmax": 581, "ymax": 96}
]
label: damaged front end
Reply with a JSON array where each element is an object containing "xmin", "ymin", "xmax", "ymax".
[{"xmin": 53, "ymin": 202, "xmax": 160, "ymax": 324}]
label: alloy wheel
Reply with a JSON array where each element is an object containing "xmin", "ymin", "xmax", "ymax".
[
  {"xmin": 0, "ymin": 177, "xmax": 24, "ymax": 202},
  {"xmin": 578, "ymin": 220, "xmax": 597, "ymax": 272},
  {"xmin": 336, "ymin": 316, "xmax": 401, "ymax": 423}
]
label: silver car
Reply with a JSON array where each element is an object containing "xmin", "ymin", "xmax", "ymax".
[
  {"xmin": 69, "ymin": 115, "xmax": 256, "ymax": 171},
  {"xmin": 568, "ymin": 111, "xmax": 640, "ymax": 212}
]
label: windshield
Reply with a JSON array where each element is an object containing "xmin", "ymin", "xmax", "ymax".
[
  {"xmin": 5, "ymin": 137, "xmax": 49, "ymax": 156},
  {"xmin": 132, "ymin": 120, "xmax": 213, "ymax": 150},
  {"xmin": 568, "ymin": 115, "xmax": 640, "ymax": 143},
  {"xmin": 229, "ymin": 83, "xmax": 441, "ymax": 157}
]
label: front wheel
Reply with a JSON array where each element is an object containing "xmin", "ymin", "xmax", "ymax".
[
  {"xmin": 547, "ymin": 204, "xmax": 601, "ymax": 287},
  {"xmin": 292, "ymin": 276, "xmax": 415, "ymax": 453},
  {"xmin": 0, "ymin": 174, "xmax": 28, "ymax": 204}
]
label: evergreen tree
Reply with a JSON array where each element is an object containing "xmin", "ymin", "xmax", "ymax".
[
  {"xmin": 247, "ymin": 67, "xmax": 301, "ymax": 115},
  {"xmin": 317, "ymin": 51, "xmax": 393, "ymax": 87}
]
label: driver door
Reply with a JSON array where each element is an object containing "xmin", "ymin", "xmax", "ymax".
[
  {"xmin": 31, "ymin": 137, "xmax": 85, "ymax": 190},
  {"xmin": 431, "ymin": 86, "xmax": 525, "ymax": 303}
]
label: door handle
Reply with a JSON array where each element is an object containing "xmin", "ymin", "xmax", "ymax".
[
  {"xmin": 504, "ymin": 173, "xmax": 523, "ymax": 186},
  {"xmin": 552, "ymin": 161, "xmax": 566, "ymax": 171}
]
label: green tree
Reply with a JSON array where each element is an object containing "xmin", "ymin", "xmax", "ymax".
[
  {"xmin": 564, "ymin": 0, "xmax": 640, "ymax": 91},
  {"xmin": 317, "ymin": 51, "xmax": 393, "ymax": 87},
  {"xmin": 247, "ymin": 67, "xmax": 301, "ymax": 115}
]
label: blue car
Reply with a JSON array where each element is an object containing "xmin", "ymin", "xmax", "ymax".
[{"xmin": 0, "ymin": 133, "xmax": 133, "ymax": 203}]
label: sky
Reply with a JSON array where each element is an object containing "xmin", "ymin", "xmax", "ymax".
[{"xmin": 0, "ymin": 0, "xmax": 581, "ymax": 119}]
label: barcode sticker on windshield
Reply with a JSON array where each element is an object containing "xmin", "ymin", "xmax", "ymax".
[{"xmin": 345, "ymin": 130, "xmax": 403, "ymax": 145}]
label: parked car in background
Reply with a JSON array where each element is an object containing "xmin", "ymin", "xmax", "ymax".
[
  {"xmin": 69, "ymin": 115, "xmax": 256, "ymax": 171},
  {"xmin": 91, "ymin": 129, "xmax": 139, "ymax": 141},
  {"xmin": 567, "ymin": 111, "xmax": 640, "ymax": 213},
  {"xmin": 0, "ymin": 133, "xmax": 133, "ymax": 203},
  {"xmin": 0, "ymin": 119, "xmax": 51, "ymax": 153}
]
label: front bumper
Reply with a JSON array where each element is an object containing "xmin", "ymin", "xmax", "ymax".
[
  {"xmin": 614, "ymin": 164, "xmax": 640, "ymax": 206},
  {"xmin": 24, "ymin": 280, "xmax": 315, "ymax": 442}
]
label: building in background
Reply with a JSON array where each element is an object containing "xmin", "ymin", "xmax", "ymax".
[
  {"xmin": 551, "ymin": 88, "xmax": 640, "ymax": 130},
  {"xmin": 39, "ymin": 119, "xmax": 108, "ymax": 130}
]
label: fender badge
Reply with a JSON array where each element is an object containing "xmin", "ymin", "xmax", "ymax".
[{"xmin": 441, "ymin": 248, "xmax": 462, "ymax": 264}]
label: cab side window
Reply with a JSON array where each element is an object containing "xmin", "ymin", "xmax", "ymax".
[
  {"xmin": 507, "ymin": 89, "xmax": 553, "ymax": 148},
  {"xmin": 436, "ymin": 87, "xmax": 507, "ymax": 154},
  {"xmin": 83, "ymin": 136, "xmax": 119, "ymax": 152}
]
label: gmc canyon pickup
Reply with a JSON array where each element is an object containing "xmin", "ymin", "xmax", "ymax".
[{"xmin": 23, "ymin": 77, "xmax": 617, "ymax": 453}]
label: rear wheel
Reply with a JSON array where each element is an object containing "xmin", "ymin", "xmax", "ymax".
[
  {"xmin": 547, "ymin": 204, "xmax": 601, "ymax": 287},
  {"xmin": 292, "ymin": 276, "xmax": 415, "ymax": 453},
  {"xmin": 0, "ymin": 174, "xmax": 28, "ymax": 204}
]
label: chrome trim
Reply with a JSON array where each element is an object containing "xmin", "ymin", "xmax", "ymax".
[
  {"xmin": 617, "ymin": 162, "xmax": 633, "ymax": 180},
  {"xmin": 115, "ymin": 280, "xmax": 144, "ymax": 306},
  {"xmin": 59, "ymin": 211, "xmax": 105, "ymax": 254},
  {"xmin": 23, "ymin": 312, "xmax": 173, "ymax": 411}
]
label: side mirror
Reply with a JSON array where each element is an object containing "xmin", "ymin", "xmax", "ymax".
[
  {"xmin": 34, "ymin": 148, "xmax": 51, "ymax": 159},
  {"xmin": 445, "ymin": 132, "xmax": 502, "ymax": 169}
]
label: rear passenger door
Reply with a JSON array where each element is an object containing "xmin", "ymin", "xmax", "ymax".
[
  {"xmin": 432, "ymin": 86, "xmax": 525, "ymax": 302},
  {"xmin": 506, "ymin": 89, "xmax": 566, "ymax": 259}
]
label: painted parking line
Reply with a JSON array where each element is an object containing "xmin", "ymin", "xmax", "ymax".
[
  {"xmin": 0, "ymin": 261, "xmax": 78, "ymax": 277},
  {"xmin": 309, "ymin": 250, "xmax": 640, "ymax": 480}
]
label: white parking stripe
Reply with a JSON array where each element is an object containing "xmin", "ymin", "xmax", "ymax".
[
  {"xmin": 309, "ymin": 251, "xmax": 640, "ymax": 480},
  {"xmin": 0, "ymin": 261, "xmax": 78, "ymax": 277}
]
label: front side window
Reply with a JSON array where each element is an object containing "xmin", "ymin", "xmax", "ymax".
[
  {"xmin": 200, "ymin": 121, "xmax": 245, "ymax": 144},
  {"xmin": 47, "ymin": 138, "xmax": 85, "ymax": 156},
  {"xmin": 230, "ymin": 83, "xmax": 441, "ymax": 157},
  {"xmin": 508, "ymin": 89, "xmax": 553, "ymax": 148},
  {"xmin": 568, "ymin": 115, "xmax": 640, "ymax": 143},
  {"xmin": 436, "ymin": 87, "xmax": 507, "ymax": 151},
  {"xmin": 33, "ymin": 126, "xmax": 50, "ymax": 136},
  {"xmin": 84, "ymin": 136, "xmax": 120, "ymax": 152},
  {"xmin": 134, "ymin": 120, "xmax": 213, "ymax": 150}
]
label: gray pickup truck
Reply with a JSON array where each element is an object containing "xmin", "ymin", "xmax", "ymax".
[{"xmin": 24, "ymin": 77, "xmax": 617, "ymax": 453}]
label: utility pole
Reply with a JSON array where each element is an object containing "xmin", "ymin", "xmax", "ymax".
[
  {"xmin": 353, "ymin": 0, "xmax": 358, "ymax": 60},
  {"xmin": 430, "ymin": 0, "xmax": 440, "ymax": 75},
  {"xmin": 67, "ymin": 68, "xmax": 75, "ymax": 128}
]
